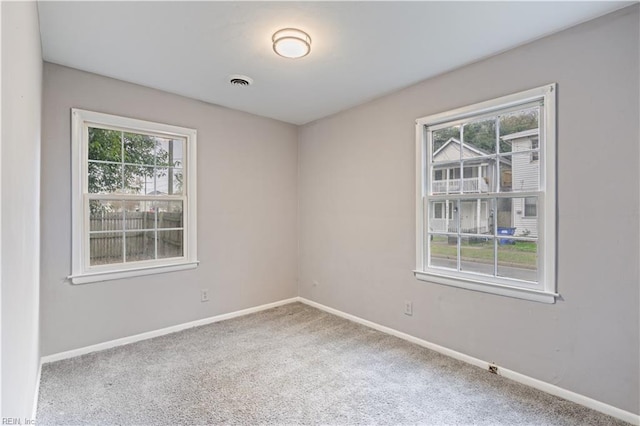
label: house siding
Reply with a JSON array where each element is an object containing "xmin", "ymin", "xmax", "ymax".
[{"xmin": 510, "ymin": 137, "xmax": 539, "ymax": 237}]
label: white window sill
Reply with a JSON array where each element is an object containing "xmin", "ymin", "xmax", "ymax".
[
  {"xmin": 413, "ymin": 270, "xmax": 558, "ymax": 304},
  {"xmin": 69, "ymin": 261, "xmax": 199, "ymax": 284}
]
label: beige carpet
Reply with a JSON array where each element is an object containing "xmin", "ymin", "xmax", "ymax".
[{"xmin": 37, "ymin": 302, "xmax": 628, "ymax": 425}]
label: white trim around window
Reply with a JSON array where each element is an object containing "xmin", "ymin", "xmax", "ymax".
[
  {"xmin": 69, "ymin": 109, "xmax": 198, "ymax": 284},
  {"xmin": 414, "ymin": 84, "xmax": 557, "ymax": 303}
]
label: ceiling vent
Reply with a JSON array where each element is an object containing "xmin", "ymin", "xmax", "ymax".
[{"xmin": 229, "ymin": 75, "xmax": 253, "ymax": 87}]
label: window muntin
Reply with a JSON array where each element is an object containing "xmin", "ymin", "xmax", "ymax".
[
  {"xmin": 71, "ymin": 109, "xmax": 198, "ymax": 284},
  {"xmin": 415, "ymin": 84, "xmax": 556, "ymax": 303}
]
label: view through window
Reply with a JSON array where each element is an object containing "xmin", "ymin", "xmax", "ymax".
[{"xmin": 88, "ymin": 129, "xmax": 185, "ymax": 265}]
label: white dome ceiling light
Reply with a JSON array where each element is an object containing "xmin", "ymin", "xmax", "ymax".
[{"xmin": 272, "ymin": 28, "xmax": 311, "ymax": 59}]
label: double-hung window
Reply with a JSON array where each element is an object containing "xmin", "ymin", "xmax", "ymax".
[
  {"xmin": 70, "ymin": 109, "xmax": 198, "ymax": 284},
  {"xmin": 414, "ymin": 84, "xmax": 557, "ymax": 303}
]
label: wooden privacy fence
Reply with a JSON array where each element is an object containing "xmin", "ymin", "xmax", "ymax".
[{"xmin": 89, "ymin": 212, "xmax": 182, "ymax": 264}]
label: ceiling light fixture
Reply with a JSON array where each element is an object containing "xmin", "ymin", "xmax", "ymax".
[{"xmin": 272, "ymin": 28, "xmax": 311, "ymax": 59}]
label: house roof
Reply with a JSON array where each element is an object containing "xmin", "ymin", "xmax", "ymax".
[
  {"xmin": 433, "ymin": 138, "xmax": 492, "ymax": 161},
  {"xmin": 433, "ymin": 137, "xmax": 511, "ymax": 167},
  {"xmin": 501, "ymin": 128, "xmax": 539, "ymax": 141}
]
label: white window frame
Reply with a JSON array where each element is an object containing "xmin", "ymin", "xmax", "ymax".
[
  {"xmin": 414, "ymin": 84, "xmax": 557, "ymax": 303},
  {"xmin": 69, "ymin": 109, "xmax": 198, "ymax": 284}
]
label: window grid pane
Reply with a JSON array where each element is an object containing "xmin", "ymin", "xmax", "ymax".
[
  {"xmin": 125, "ymin": 230, "xmax": 156, "ymax": 263},
  {"xmin": 497, "ymin": 240, "xmax": 538, "ymax": 283},
  {"xmin": 460, "ymin": 236, "xmax": 494, "ymax": 276},
  {"xmin": 89, "ymin": 232, "xmax": 124, "ymax": 266}
]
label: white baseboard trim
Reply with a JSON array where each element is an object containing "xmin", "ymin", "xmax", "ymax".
[
  {"xmin": 298, "ymin": 297, "xmax": 640, "ymax": 426},
  {"xmin": 37, "ymin": 296, "xmax": 639, "ymax": 425},
  {"xmin": 31, "ymin": 360, "xmax": 42, "ymax": 420},
  {"xmin": 41, "ymin": 297, "xmax": 299, "ymax": 364}
]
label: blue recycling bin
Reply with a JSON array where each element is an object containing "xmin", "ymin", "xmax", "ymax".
[{"xmin": 497, "ymin": 227, "xmax": 516, "ymax": 245}]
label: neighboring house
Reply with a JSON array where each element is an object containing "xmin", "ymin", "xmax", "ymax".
[
  {"xmin": 430, "ymin": 138, "xmax": 511, "ymax": 234},
  {"xmin": 430, "ymin": 133, "xmax": 539, "ymax": 238},
  {"xmin": 501, "ymin": 129, "xmax": 540, "ymax": 237}
]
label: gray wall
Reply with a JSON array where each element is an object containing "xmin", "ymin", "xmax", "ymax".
[
  {"xmin": 1, "ymin": 1, "xmax": 42, "ymax": 418},
  {"xmin": 41, "ymin": 63, "xmax": 299, "ymax": 356},
  {"xmin": 299, "ymin": 6, "xmax": 639, "ymax": 414}
]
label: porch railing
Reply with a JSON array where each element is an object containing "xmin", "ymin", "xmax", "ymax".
[{"xmin": 432, "ymin": 177, "xmax": 488, "ymax": 194}]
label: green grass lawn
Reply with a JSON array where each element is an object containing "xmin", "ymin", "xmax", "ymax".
[{"xmin": 430, "ymin": 237, "xmax": 537, "ymax": 269}]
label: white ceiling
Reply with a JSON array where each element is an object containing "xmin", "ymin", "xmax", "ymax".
[{"xmin": 38, "ymin": 1, "xmax": 630, "ymax": 125}]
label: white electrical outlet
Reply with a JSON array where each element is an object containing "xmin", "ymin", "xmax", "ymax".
[
  {"xmin": 201, "ymin": 289, "xmax": 209, "ymax": 302},
  {"xmin": 404, "ymin": 300, "xmax": 413, "ymax": 316}
]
